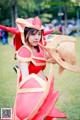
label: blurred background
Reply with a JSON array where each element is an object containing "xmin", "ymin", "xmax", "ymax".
[{"xmin": 0, "ymin": 0, "xmax": 80, "ymax": 36}]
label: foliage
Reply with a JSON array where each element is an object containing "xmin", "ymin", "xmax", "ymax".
[
  {"xmin": 17, "ymin": 0, "xmax": 36, "ymax": 17},
  {"xmin": 0, "ymin": 0, "xmax": 12, "ymax": 25},
  {"xmin": 0, "ymin": 0, "xmax": 80, "ymax": 25}
]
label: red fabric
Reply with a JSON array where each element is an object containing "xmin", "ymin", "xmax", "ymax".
[
  {"xmin": 29, "ymin": 62, "xmax": 46, "ymax": 74},
  {"xmin": 0, "ymin": 25, "xmax": 19, "ymax": 34},
  {"xmin": 43, "ymin": 29, "xmax": 53, "ymax": 36},
  {"xmin": 17, "ymin": 45, "xmax": 46, "ymax": 65},
  {"xmin": 18, "ymin": 63, "xmax": 46, "ymax": 82},
  {"xmin": 15, "ymin": 68, "xmax": 67, "ymax": 120},
  {"xmin": 32, "ymin": 16, "xmax": 42, "ymax": 29},
  {"xmin": 13, "ymin": 35, "xmax": 22, "ymax": 51},
  {"xmin": 16, "ymin": 78, "xmax": 43, "ymax": 119},
  {"xmin": 17, "ymin": 45, "xmax": 31, "ymax": 58},
  {"xmin": 17, "ymin": 45, "xmax": 46, "ymax": 74},
  {"xmin": 32, "ymin": 76, "xmax": 67, "ymax": 120},
  {"xmin": 46, "ymin": 107, "xmax": 67, "ymax": 119},
  {"xmin": 16, "ymin": 70, "xmax": 54, "ymax": 120},
  {"xmin": 31, "ymin": 76, "xmax": 54, "ymax": 119},
  {"xmin": 32, "ymin": 91, "xmax": 59, "ymax": 120}
]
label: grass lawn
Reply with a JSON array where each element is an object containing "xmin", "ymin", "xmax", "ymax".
[{"xmin": 0, "ymin": 36, "xmax": 80, "ymax": 120}]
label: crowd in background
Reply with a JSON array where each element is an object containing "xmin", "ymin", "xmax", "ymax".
[
  {"xmin": 44, "ymin": 19, "xmax": 79, "ymax": 37},
  {"xmin": 0, "ymin": 29, "xmax": 8, "ymax": 45}
]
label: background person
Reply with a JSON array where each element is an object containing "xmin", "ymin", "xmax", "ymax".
[{"xmin": 1, "ymin": 29, "xmax": 8, "ymax": 44}]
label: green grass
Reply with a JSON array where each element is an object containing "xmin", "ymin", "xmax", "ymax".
[
  {"xmin": 0, "ymin": 38, "xmax": 17, "ymax": 117},
  {"xmin": 0, "ymin": 37, "xmax": 80, "ymax": 120}
]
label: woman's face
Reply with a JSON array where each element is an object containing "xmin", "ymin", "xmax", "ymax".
[{"xmin": 27, "ymin": 30, "xmax": 42, "ymax": 47}]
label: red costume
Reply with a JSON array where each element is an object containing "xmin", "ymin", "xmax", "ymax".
[{"xmin": 13, "ymin": 45, "xmax": 67, "ymax": 120}]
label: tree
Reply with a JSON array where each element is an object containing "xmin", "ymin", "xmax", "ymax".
[
  {"xmin": 44, "ymin": 0, "xmax": 79, "ymax": 32},
  {"xmin": 0, "ymin": 0, "xmax": 12, "ymax": 25},
  {"xmin": 0, "ymin": 0, "xmax": 79, "ymax": 26},
  {"xmin": 0, "ymin": 0, "xmax": 37, "ymax": 26},
  {"xmin": 11, "ymin": 0, "xmax": 18, "ymax": 27}
]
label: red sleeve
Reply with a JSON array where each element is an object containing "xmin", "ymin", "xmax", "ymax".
[
  {"xmin": 13, "ymin": 35, "xmax": 22, "ymax": 51},
  {"xmin": 0, "ymin": 25, "xmax": 20, "ymax": 35}
]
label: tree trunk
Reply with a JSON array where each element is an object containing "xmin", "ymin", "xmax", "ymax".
[
  {"xmin": 64, "ymin": 5, "xmax": 68, "ymax": 33},
  {"xmin": 11, "ymin": 0, "xmax": 18, "ymax": 27}
]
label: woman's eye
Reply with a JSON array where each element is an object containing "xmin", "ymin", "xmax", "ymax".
[
  {"xmin": 31, "ymin": 33, "xmax": 35, "ymax": 35},
  {"xmin": 38, "ymin": 32, "xmax": 41, "ymax": 35},
  {"xmin": 32, "ymin": 31, "xmax": 37, "ymax": 35}
]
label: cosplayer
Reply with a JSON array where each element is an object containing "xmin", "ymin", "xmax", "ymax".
[{"xmin": 0, "ymin": 16, "xmax": 80, "ymax": 120}]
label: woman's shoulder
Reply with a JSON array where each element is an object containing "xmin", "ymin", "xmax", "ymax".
[{"xmin": 16, "ymin": 45, "xmax": 32, "ymax": 62}]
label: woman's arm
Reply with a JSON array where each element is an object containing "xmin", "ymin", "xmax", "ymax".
[
  {"xmin": 18, "ymin": 62, "xmax": 29, "ymax": 81},
  {"xmin": 37, "ymin": 70, "xmax": 47, "ymax": 81}
]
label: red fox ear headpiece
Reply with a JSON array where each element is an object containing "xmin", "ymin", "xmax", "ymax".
[{"xmin": 16, "ymin": 16, "xmax": 44, "ymax": 45}]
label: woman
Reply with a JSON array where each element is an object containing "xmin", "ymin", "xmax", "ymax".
[{"xmin": 12, "ymin": 16, "xmax": 69, "ymax": 120}]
